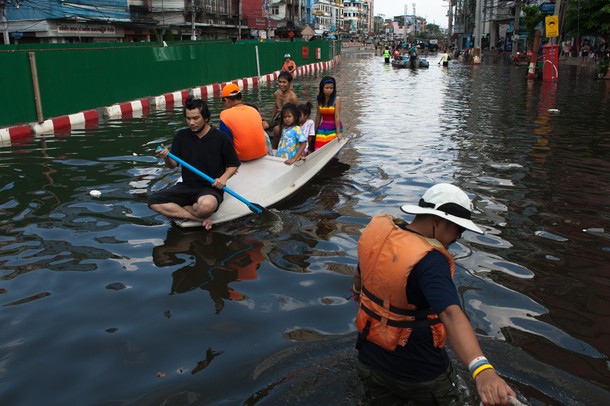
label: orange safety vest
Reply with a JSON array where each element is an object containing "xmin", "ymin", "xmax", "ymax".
[
  {"xmin": 219, "ymin": 104, "xmax": 268, "ymax": 161},
  {"xmin": 356, "ymin": 214, "xmax": 455, "ymax": 351}
]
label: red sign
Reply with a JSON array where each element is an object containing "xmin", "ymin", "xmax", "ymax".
[
  {"xmin": 288, "ymin": 31, "xmax": 295, "ymax": 38},
  {"xmin": 302, "ymin": 46, "xmax": 309, "ymax": 59}
]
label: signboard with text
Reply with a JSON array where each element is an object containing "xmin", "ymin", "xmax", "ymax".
[
  {"xmin": 539, "ymin": 2, "xmax": 556, "ymax": 15},
  {"xmin": 545, "ymin": 15, "xmax": 559, "ymax": 38}
]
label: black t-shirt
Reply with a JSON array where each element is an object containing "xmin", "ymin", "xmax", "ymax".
[
  {"xmin": 171, "ymin": 126, "xmax": 240, "ymax": 185},
  {"xmin": 358, "ymin": 249, "xmax": 461, "ymax": 382}
]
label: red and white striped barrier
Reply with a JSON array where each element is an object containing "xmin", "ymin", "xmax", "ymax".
[
  {"xmin": 1, "ymin": 58, "xmax": 341, "ymax": 145},
  {"xmin": 190, "ymin": 84, "xmax": 215, "ymax": 99},
  {"xmin": 0, "ymin": 124, "xmax": 32, "ymax": 145},
  {"xmin": 30, "ymin": 109, "xmax": 99, "ymax": 134},
  {"xmin": 150, "ymin": 90, "xmax": 191, "ymax": 110},
  {"xmin": 104, "ymin": 98, "xmax": 150, "ymax": 119}
]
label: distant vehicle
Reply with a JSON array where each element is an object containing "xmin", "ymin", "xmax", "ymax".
[{"xmin": 416, "ymin": 41, "xmax": 439, "ymax": 52}]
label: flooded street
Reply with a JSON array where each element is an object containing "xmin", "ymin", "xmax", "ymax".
[{"xmin": 1, "ymin": 47, "xmax": 609, "ymax": 405}]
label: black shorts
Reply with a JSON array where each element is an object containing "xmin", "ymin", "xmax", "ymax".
[{"xmin": 148, "ymin": 183, "xmax": 223, "ymax": 210}]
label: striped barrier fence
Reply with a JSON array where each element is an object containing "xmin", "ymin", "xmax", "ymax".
[{"xmin": 0, "ymin": 57, "xmax": 340, "ymax": 145}]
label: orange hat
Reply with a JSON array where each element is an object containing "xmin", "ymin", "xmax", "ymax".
[{"xmin": 221, "ymin": 83, "xmax": 241, "ymax": 98}]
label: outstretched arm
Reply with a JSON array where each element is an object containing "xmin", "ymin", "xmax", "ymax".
[{"xmin": 440, "ymin": 305, "xmax": 516, "ymax": 406}]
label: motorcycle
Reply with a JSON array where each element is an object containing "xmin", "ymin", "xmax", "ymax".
[{"xmin": 513, "ymin": 51, "xmax": 530, "ymax": 65}]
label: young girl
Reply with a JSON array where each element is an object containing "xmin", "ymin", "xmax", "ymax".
[
  {"xmin": 298, "ymin": 102, "xmax": 315, "ymax": 156},
  {"xmin": 314, "ymin": 76, "xmax": 342, "ymax": 151},
  {"xmin": 276, "ymin": 102, "xmax": 307, "ymax": 165}
]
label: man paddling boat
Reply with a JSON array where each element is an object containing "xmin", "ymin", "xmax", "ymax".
[{"xmin": 148, "ymin": 97, "xmax": 240, "ymax": 230}]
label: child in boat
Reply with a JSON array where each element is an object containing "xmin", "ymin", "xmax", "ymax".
[
  {"xmin": 277, "ymin": 102, "xmax": 307, "ymax": 165},
  {"xmin": 270, "ymin": 70, "xmax": 299, "ymax": 148},
  {"xmin": 298, "ymin": 102, "xmax": 315, "ymax": 157},
  {"xmin": 314, "ymin": 76, "xmax": 342, "ymax": 151}
]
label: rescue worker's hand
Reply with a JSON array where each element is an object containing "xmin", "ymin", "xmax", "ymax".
[{"xmin": 475, "ymin": 368, "xmax": 517, "ymax": 406}]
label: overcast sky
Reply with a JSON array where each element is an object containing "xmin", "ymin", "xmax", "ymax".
[{"xmin": 373, "ymin": 0, "xmax": 450, "ymax": 28}]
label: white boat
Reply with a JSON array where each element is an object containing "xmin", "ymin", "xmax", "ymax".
[{"xmin": 175, "ymin": 136, "xmax": 349, "ymax": 227}]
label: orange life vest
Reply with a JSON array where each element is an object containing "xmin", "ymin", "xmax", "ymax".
[
  {"xmin": 219, "ymin": 104, "xmax": 268, "ymax": 161},
  {"xmin": 356, "ymin": 214, "xmax": 455, "ymax": 351}
]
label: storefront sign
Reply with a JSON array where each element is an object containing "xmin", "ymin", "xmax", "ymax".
[
  {"xmin": 539, "ymin": 3, "xmax": 556, "ymax": 15},
  {"xmin": 57, "ymin": 24, "xmax": 116, "ymax": 36}
]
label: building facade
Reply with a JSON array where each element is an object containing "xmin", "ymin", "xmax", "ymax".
[{"xmin": 1, "ymin": 0, "xmax": 328, "ymax": 44}]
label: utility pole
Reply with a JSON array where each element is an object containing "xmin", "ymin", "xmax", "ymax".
[
  {"xmin": 552, "ymin": 0, "xmax": 562, "ymax": 45},
  {"xmin": 447, "ymin": 0, "xmax": 453, "ymax": 46},
  {"xmin": 512, "ymin": 0, "xmax": 521, "ymax": 55},
  {"xmin": 1, "ymin": 0, "xmax": 10, "ymax": 45},
  {"xmin": 191, "ymin": 0, "xmax": 196, "ymax": 40},
  {"xmin": 474, "ymin": 0, "xmax": 481, "ymax": 49},
  {"xmin": 403, "ymin": 4, "xmax": 408, "ymax": 44},
  {"xmin": 412, "ymin": 2, "xmax": 416, "ymax": 40}
]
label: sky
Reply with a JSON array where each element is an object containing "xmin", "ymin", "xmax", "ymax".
[{"xmin": 373, "ymin": 0, "xmax": 450, "ymax": 28}]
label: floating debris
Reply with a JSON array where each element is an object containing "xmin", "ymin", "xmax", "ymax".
[
  {"xmin": 89, "ymin": 190, "xmax": 102, "ymax": 197},
  {"xmin": 583, "ymin": 228, "xmax": 604, "ymax": 234},
  {"xmin": 548, "ymin": 108, "xmax": 560, "ymax": 114},
  {"xmin": 132, "ymin": 152, "xmax": 138, "ymax": 156},
  {"xmin": 105, "ymin": 327, "xmax": 118, "ymax": 333},
  {"xmin": 155, "ymin": 371, "xmax": 166, "ymax": 378},
  {"xmin": 535, "ymin": 231, "xmax": 568, "ymax": 242},
  {"xmin": 106, "ymin": 282, "xmax": 127, "ymax": 291}
]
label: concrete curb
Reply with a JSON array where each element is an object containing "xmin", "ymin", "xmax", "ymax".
[{"xmin": 0, "ymin": 57, "xmax": 339, "ymax": 146}]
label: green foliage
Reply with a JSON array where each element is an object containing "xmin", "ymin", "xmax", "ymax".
[
  {"xmin": 564, "ymin": 0, "xmax": 610, "ymax": 42},
  {"xmin": 426, "ymin": 23, "xmax": 442, "ymax": 34},
  {"xmin": 522, "ymin": 5, "xmax": 545, "ymax": 50}
]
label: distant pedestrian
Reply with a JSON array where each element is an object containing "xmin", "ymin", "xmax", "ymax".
[
  {"xmin": 439, "ymin": 50, "xmax": 450, "ymax": 67},
  {"xmin": 383, "ymin": 47, "xmax": 390, "ymax": 64},
  {"xmin": 281, "ymin": 53, "xmax": 297, "ymax": 76},
  {"xmin": 581, "ymin": 41, "xmax": 591, "ymax": 66}
]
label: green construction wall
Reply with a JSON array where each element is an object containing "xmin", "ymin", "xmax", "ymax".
[{"xmin": 0, "ymin": 40, "xmax": 340, "ymax": 128}]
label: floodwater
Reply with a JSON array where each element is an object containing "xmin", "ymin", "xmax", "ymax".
[{"xmin": 1, "ymin": 48, "xmax": 609, "ymax": 405}]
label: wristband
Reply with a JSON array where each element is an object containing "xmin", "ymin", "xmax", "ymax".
[
  {"xmin": 468, "ymin": 356, "xmax": 487, "ymax": 371},
  {"xmin": 472, "ymin": 363, "xmax": 494, "ymax": 380},
  {"xmin": 469, "ymin": 357, "xmax": 490, "ymax": 376}
]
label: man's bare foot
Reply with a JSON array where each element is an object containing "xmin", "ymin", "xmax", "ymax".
[{"xmin": 202, "ymin": 217, "xmax": 213, "ymax": 230}]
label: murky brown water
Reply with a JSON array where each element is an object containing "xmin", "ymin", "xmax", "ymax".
[{"xmin": 1, "ymin": 48, "xmax": 609, "ymax": 405}]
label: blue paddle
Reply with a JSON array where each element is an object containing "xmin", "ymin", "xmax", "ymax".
[{"xmin": 157, "ymin": 146, "xmax": 267, "ymax": 215}]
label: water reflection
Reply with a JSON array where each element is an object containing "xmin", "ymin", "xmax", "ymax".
[
  {"xmin": 1, "ymin": 50, "xmax": 610, "ymax": 404},
  {"xmin": 153, "ymin": 227, "xmax": 264, "ymax": 313}
]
